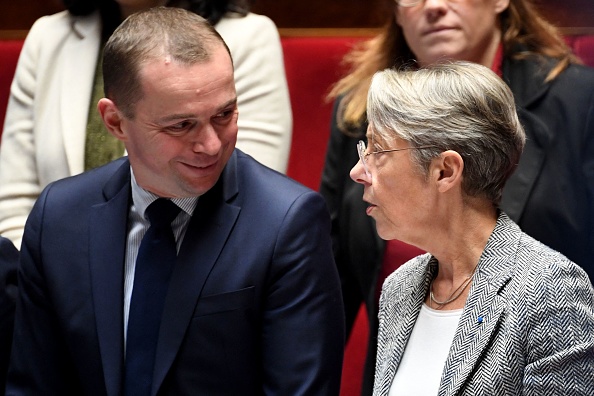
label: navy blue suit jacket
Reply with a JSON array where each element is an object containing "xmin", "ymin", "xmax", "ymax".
[{"xmin": 7, "ymin": 150, "xmax": 345, "ymax": 395}]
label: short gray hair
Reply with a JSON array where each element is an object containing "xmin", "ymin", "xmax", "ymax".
[
  {"xmin": 367, "ymin": 61, "xmax": 526, "ymax": 205},
  {"xmin": 103, "ymin": 6, "xmax": 231, "ymax": 118}
]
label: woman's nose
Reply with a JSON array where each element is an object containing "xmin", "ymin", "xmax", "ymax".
[{"xmin": 350, "ymin": 160, "xmax": 371, "ymax": 184}]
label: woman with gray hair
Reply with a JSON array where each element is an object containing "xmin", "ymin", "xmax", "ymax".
[{"xmin": 350, "ymin": 61, "xmax": 594, "ymax": 396}]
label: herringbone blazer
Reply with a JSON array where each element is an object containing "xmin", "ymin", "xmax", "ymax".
[{"xmin": 374, "ymin": 213, "xmax": 594, "ymax": 396}]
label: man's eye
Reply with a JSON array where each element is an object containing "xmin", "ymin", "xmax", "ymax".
[
  {"xmin": 214, "ymin": 109, "xmax": 235, "ymax": 120},
  {"xmin": 167, "ymin": 121, "xmax": 193, "ymax": 132}
]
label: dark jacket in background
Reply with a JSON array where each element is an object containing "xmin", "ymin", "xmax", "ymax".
[{"xmin": 0, "ymin": 236, "xmax": 18, "ymax": 395}]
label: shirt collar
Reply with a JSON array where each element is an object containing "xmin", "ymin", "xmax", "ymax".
[{"xmin": 130, "ymin": 167, "xmax": 198, "ymax": 219}]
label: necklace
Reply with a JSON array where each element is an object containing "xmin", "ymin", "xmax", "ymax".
[{"xmin": 429, "ymin": 263, "xmax": 478, "ymax": 309}]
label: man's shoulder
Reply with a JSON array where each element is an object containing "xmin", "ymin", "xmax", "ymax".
[
  {"xmin": 42, "ymin": 158, "xmax": 128, "ymax": 202},
  {"xmin": 234, "ymin": 150, "xmax": 313, "ymax": 196},
  {"xmin": 230, "ymin": 151, "xmax": 327, "ymax": 219}
]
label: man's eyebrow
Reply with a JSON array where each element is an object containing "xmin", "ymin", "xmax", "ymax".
[
  {"xmin": 157, "ymin": 98, "xmax": 238, "ymax": 123},
  {"xmin": 158, "ymin": 113, "xmax": 197, "ymax": 123},
  {"xmin": 218, "ymin": 98, "xmax": 238, "ymax": 111}
]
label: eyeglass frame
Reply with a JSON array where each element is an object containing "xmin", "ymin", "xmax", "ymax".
[
  {"xmin": 357, "ymin": 140, "xmax": 439, "ymax": 177},
  {"xmin": 394, "ymin": 0, "xmax": 458, "ymax": 8},
  {"xmin": 394, "ymin": 0, "xmax": 456, "ymax": 8},
  {"xmin": 394, "ymin": 0, "xmax": 424, "ymax": 7}
]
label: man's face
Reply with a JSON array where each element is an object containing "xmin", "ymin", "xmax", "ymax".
[{"xmin": 106, "ymin": 45, "xmax": 238, "ymax": 198}]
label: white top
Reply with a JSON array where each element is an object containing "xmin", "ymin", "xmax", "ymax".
[
  {"xmin": 389, "ymin": 304, "xmax": 462, "ymax": 396},
  {"xmin": 0, "ymin": 10, "xmax": 292, "ymax": 248}
]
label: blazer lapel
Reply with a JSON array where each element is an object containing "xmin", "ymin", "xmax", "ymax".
[
  {"xmin": 500, "ymin": 55, "xmax": 555, "ymax": 222},
  {"xmin": 89, "ymin": 160, "xmax": 131, "ymax": 396},
  {"xmin": 438, "ymin": 215, "xmax": 521, "ymax": 396},
  {"xmin": 60, "ymin": 12, "xmax": 102, "ymax": 176},
  {"xmin": 151, "ymin": 152, "xmax": 241, "ymax": 395}
]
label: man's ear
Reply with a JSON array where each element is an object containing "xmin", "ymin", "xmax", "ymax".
[
  {"xmin": 430, "ymin": 150, "xmax": 464, "ymax": 193},
  {"xmin": 97, "ymin": 98, "xmax": 126, "ymax": 141}
]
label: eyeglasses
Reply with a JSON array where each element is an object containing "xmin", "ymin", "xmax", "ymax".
[
  {"xmin": 394, "ymin": 0, "xmax": 459, "ymax": 7},
  {"xmin": 357, "ymin": 140, "xmax": 438, "ymax": 177},
  {"xmin": 394, "ymin": 0, "xmax": 425, "ymax": 7}
]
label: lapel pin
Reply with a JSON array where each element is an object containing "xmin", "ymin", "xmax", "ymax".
[{"xmin": 477, "ymin": 315, "xmax": 484, "ymax": 324}]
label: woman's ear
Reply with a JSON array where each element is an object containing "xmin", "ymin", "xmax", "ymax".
[
  {"xmin": 395, "ymin": 9, "xmax": 403, "ymax": 27},
  {"xmin": 97, "ymin": 98, "xmax": 126, "ymax": 141},
  {"xmin": 431, "ymin": 150, "xmax": 464, "ymax": 193},
  {"xmin": 494, "ymin": 0, "xmax": 510, "ymax": 14}
]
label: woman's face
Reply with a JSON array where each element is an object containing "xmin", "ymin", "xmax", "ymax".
[
  {"xmin": 350, "ymin": 130, "xmax": 437, "ymax": 245},
  {"xmin": 396, "ymin": 0, "xmax": 510, "ymax": 67},
  {"xmin": 116, "ymin": 0, "xmax": 168, "ymax": 18}
]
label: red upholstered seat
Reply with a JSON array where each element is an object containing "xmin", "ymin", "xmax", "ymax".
[
  {"xmin": 282, "ymin": 36, "xmax": 364, "ymax": 190},
  {"xmin": 0, "ymin": 40, "xmax": 23, "ymax": 129},
  {"xmin": 573, "ymin": 35, "xmax": 594, "ymax": 68}
]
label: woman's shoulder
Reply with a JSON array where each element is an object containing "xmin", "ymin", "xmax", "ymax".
[
  {"xmin": 549, "ymin": 61, "xmax": 594, "ymax": 92},
  {"xmin": 517, "ymin": 234, "xmax": 584, "ymax": 274},
  {"xmin": 538, "ymin": 56, "xmax": 594, "ymax": 88},
  {"xmin": 508, "ymin": 233, "xmax": 593, "ymax": 303},
  {"xmin": 215, "ymin": 12, "xmax": 279, "ymax": 40},
  {"xmin": 25, "ymin": 10, "xmax": 100, "ymax": 48},
  {"xmin": 215, "ymin": 12, "xmax": 281, "ymax": 63},
  {"xmin": 28, "ymin": 10, "xmax": 94, "ymax": 36}
]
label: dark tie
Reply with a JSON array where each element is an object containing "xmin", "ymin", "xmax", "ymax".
[{"xmin": 124, "ymin": 199, "xmax": 181, "ymax": 396}]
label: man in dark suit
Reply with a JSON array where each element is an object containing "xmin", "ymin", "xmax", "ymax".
[
  {"xmin": 6, "ymin": 7, "xmax": 344, "ymax": 395},
  {"xmin": 0, "ymin": 236, "xmax": 18, "ymax": 395}
]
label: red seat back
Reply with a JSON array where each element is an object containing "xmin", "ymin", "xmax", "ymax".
[
  {"xmin": 0, "ymin": 40, "xmax": 23, "ymax": 129},
  {"xmin": 282, "ymin": 36, "xmax": 364, "ymax": 190}
]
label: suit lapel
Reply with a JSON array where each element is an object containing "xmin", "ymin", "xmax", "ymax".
[
  {"xmin": 151, "ymin": 152, "xmax": 241, "ymax": 394},
  {"xmin": 89, "ymin": 160, "xmax": 131, "ymax": 396},
  {"xmin": 438, "ymin": 214, "xmax": 521, "ymax": 396},
  {"xmin": 500, "ymin": 55, "xmax": 555, "ymax": 222},
  {"xmin": 437, "ymin": 274, "xmax": 509, "ymax": 396}
]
